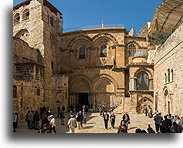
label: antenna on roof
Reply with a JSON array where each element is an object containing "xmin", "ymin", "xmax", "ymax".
[{"xmin": 102, "ymin": 20, "xmax": 104, "ymax": 28}]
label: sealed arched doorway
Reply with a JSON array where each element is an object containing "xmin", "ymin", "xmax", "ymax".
[
  {"xmin": 164, "ymin": 89, "xmax": 172, "ymax": 114},
  {"xmin": 93, "ymin": 76, "xmax": 116, "ymax": 110}
]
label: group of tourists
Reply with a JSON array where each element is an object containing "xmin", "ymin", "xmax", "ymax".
[
  {"xmin": 153, "ymin": 112, "xmax": 183, "ymax": 133},
  {"xmin": 99, "ymin": 105, "xmax": 130, "ymax": 133},
  {"xmin": 13, "ymin": 104, "xmax": 183, "ymax": 134},
  {"xmin": 67, "ymin": 109, "xmax": 88, "ymax": 133}
]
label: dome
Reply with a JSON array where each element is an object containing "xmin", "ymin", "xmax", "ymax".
[{"xmin": 134, "ymin": 51, "xmax": 148, "ymax": 57}]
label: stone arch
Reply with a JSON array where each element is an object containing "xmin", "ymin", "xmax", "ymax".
[
  {"xmin": 92, "ymin": 74, "xmax": 118, "ymax": 93},
  {"xmin": 13, "ymin": 13, "xmax": 20, "ymax": 25},
  {"xmin": 69, "ymin": 76, "xmax": 91, "ymax": 93},
  {"xmin": 14, "ymin": 29, "xmax": 30, "ymax": 43},
  {"xmin": 67, "ymin": 35, "xmax": 92, "ymax": 49},
  {"xmin": 134, "ymin": 68, "xmax": 153, "ymax": 79},
  {"xmin": 126, "ymin": 41, "xmax": 140, "ymax": 49},
  {"xmin": 137, "ymin": 97, "xmax": 153, "ymax": 114},
  {"xmin": 163, "ymin": 86, "xmax": 173, "ymax": 114},
  {"xmin": 92, "ymin": 33, "xmax": 118, "ymax": 47},
  {"xmin": 15, "ymin": 29, "xmax": 30, "ymax": 38},
  {"xmin": 22, "ymin": 9, "xmax": 30, "ymax": 20}
]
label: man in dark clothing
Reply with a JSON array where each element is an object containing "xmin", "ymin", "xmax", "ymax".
[
  {"xmin": 163, "ymin": 115, "xmax": 172, "ymax": 133},
  {"xmin": 122, "ymin": 112, "xmax": 130, "ymax": 129},
  {"xmin": 57, "ymin": 106, "xmax": 60, "ymax": 118},
  {"xmin": 34, "ymin": 110, "xmax": 40, "ymax": 129},
  {"xmin": 62, "ymin": 106, "xmax": 65, "ymax": 113},
  {"xmin": 110, "ymin": 112, "xmax": 116, "ymax": 129},
  {"xmin": 76, "ymin": 111, "xmax": 84, "ymax": 129},
  {"xmin": 154, "ymin": 113, "xmax": 163, "ymax": 133},
  {"xmin": 103, "ymin": 112, "xmax": 109, "ymax": 129}
]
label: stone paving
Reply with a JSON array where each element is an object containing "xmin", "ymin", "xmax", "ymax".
[{"xmin": 15, "ymin": 112, "xmax": 155, "ymax": 134}]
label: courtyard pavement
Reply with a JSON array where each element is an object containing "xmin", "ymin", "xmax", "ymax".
[{"xmin": 15, "ymin": 112, "xmax": 155, "ymax": 134}]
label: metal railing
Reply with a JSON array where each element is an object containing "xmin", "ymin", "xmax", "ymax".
[{"xmin": 63, "ymin": 24, "xmax": 125, "ymax": 33}]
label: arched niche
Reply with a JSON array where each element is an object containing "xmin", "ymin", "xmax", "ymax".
[
  {"xmin": 14, "ymin": 29, "xmax": 30, "ymax": 43},
  {"xmin": 94, "ymin": 78, "xmax": 114, "ymax": 93}
]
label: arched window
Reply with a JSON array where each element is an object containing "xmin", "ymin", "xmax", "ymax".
[
  {"xmin": 14, "ymin": 13, "xmax": 20, "ymax": 25},
  {"xmin": 100, "ymin": 44, "xmax": 107, "ymax": 57},
  {"xmin": 171, "ymin": 69, "xmax": 173, "ymax": 81},
  {"xmin": 127, "ymin": 43, "xmax": 136, "ymax": 57},
  {"xmin": 165, "ymin": 73, "xmax": 167, "ymax": 83},
  {"xmin": 136, "ymin": 71, "xmax": 149, "ymax": 90},
  {"xmin": 79, "ymin": 45, "xmax": 86, "ymax": 59},
  {"xmin": 22, "ymin": 9, "xmax": 29, "ymax": 20},
  {"xmin": 50, "ymin": 17, "xmax": 54, "ymax": 27},
  {"xmin": 168, "ymin": 69, "xmax": 170, "ymax": 82},
  {"xmin": 13, "ymin": 85, "xmax": 17, "ymax": 98}
]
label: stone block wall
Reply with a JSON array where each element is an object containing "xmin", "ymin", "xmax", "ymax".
[{"xmin": 154, "ymin": 23, "xmax": 183, "ymax": 116}]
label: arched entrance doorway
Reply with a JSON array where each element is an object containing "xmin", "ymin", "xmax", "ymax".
[{"xmin": 69, "ymin": 77, "xmax": 91, "ymax": 111}]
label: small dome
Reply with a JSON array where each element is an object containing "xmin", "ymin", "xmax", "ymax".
[{"xmin": 134, "ymin": 51, "xmax": 148, "ymax": 57}]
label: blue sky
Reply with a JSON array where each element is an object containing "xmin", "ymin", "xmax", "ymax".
[{"xmin": 13, "ymin": 0, "xmax": 162, "ymax": 32}]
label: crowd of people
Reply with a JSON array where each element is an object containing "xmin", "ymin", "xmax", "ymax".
[{"xmin": 13, "ymin": 104, "xmax": 183, "ymax": 134}]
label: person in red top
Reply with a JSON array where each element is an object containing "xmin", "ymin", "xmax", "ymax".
[
  {"xmin": 117, "ymin": 120, "xmax": 128, "ymax": 133},
  {"xmin": 41, "ymin": 112, "xmax": 48, "ymax": 128}
]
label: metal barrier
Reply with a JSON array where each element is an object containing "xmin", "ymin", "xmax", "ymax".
[{"xmin": 63, "ymin": 24, "xmax": 125, "ymax": 32}]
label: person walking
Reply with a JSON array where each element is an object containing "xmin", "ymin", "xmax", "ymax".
[
  {"xmin": 143, "ymin": 105, "xmax": 148, "ymax": 116},
  {"xmin": 103, "ymin": 112, "xmax": 109, "ymax": 129},
  {"xmin": 153, "ymin": 112, "xmax": 163, "ymax": 133},
  {"xmin": 62, "ymin": 105, "xmax": 65, "ymax": 113},
  {"xmin": 34, "ymin": 110, "xmax": 40, "ymax": 130},
  {"xmin": 99, "ymin": 107, "xmax": 102, "ymax": 116},
  {"xmin": 57, "ymin": 106, "xmax": 60, "ymax": 118},
  {"xmin": 147, "ymin": 105, "xmax": 153, "ymax": 118},
  {"xmin": 76, "ymin": 111, "xmax": 83, "ymax": 129},
  {"xmin": 41, "ymin": 112, "xmax": 48, "ymax": 128},
  {"xmin": 13, "ymin": 111, "xmax": 18, "ymax": 132},
  {"xmin": 83, "ymin": 110, "xmax": 87, "ymax": 124},
  {"xmin": 68, "ymin": 115, "xmax": 77, "ymax": 133},
  {"xmin": 110, "ymin": 112, "xmax": 116, "ymax": 129},
  {"xmin": 122, "ymin": 112, "xmax": 130, "ymax": 129},
  {"xmin": 49, "ymin": 115, "xmax": 56, "ymax": 133},
  {"xmin": 27, "ymin": 110, "xmax": 34, "ymax": 129},
  {"xmin": 102, "ymin": 105, "xmax": 105, "ymax": 116},
  {"xmin": 60, "ymin": 110, "xmax": 65, "ymax": 125}
]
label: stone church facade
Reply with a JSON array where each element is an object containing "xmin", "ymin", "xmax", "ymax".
[{"xmin": 13, "ymin": 0, "xmax": 182, "ymax": 117}]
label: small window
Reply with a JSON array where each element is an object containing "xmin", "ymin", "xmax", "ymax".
[
  {"xmin": 13, "ymin": 85, "xmax": 17, "ymax": 98},
  {"xmin": 128, "ymin": 43, "xmax": 136, "ymax": 57},
  {"xmin": 165, "ymin": 73, "xmax": 167, "ymax": 83},
  {"xmin": 14, "ymin": 13, "xmax": 20, "ymax": 25},
  {"xmin": 100, "ymin": 44, "xmax": 107, "ymax": 57},
  {"xmin": 79, "ymin": 46, "xmax": 86, "ymax": 59},
  {"xmin": 168, "ymin": 69, "xmax": 170, "ymax": 82},
  {"xmin": 22, "ymin": 9, "xmax": 29, "ymax": 20},
  {"xmin": 50, "ymin": 17, "xmax": 54, "ymax": 27},
  {"xmin": 171, "ymin": 69, "xmax": 173, "ymax": 81},
  {"xmin": 37, "ymin": 89, "xmax": 40, "ymax": 96}
]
